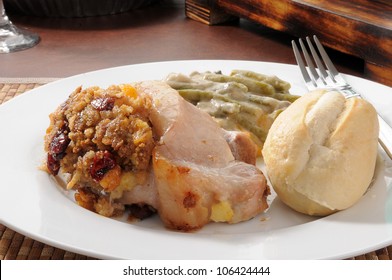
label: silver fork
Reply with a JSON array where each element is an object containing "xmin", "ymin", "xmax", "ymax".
[{"xmin": 292, "ymin": 35, "xmax": 392, "ymax": 160}]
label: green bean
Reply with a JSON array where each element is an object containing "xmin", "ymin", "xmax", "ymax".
[
  {"xmin": 207, "ymin": 92, "xmax": 265, "ymax": 117},
  {"xmin": 273, "ymin": 92, "xmax": 300, "ymax": 103},
  {"xmin": 217, "ymin": 81, "xmax": 249, "ymax": 94},
  {"xmin": 230, "ymin": 113, "xmax": 268, "ymax": 142},
  {"xmin": 203, "ymin": 73, "xmax": 277, "ymax": 97},
  {"xmin": 177, "ymin": 89, "xmax": 214, "ymax": 104},
  {"xmin": 230, "ymin": 69, "xmax": 291, "ymax": 92}
]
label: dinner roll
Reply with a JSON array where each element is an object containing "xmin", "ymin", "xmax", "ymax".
[{"xmin": 262, "ymin": 90, "xmax": 379, "ymax": 216}]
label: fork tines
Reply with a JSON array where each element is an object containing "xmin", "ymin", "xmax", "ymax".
[{"xmin": 292, "ymin": 35, "xmax": 340, "ymax": 90}]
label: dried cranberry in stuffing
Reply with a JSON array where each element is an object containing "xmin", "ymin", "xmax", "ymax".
[
  {"xmin": 91, "ymin": 97, "xmax": 115, "ymax": 111},
  {"xmin": 90, "ymin": 150, "xmax": 117, "ymax": 181},
  {"xmin": 49, "ymin": 130, "xmax": 70, "ymax": 158},
  {"xmin": 47, "ymin": 153, "xmax": 60, "ymax": 176},
  {"xmin": 47, "ymin": 124, "xmax": 70, "ymax": 176}
]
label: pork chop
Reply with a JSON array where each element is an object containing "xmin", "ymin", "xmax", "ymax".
[{"xmin": 135, "ymin": 81, "xmax": 270, "ymax": 231}]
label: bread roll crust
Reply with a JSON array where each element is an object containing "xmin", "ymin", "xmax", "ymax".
[{"xmin": 262, "ymin": 90, "xmax": 379, "ymax": 216}]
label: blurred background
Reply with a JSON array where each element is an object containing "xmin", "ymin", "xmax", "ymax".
[{"xmin": 3, "ymin": 0, "xmax": 184, "ymax": 17}]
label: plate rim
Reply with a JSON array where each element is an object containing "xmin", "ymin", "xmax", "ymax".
[{"xmin": 1, "ymin": 59, "xmax": 392, "ymax": 260}]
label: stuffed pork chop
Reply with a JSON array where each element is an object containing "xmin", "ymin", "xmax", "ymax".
[
  {"xmin": 44, "ymin": 80, "xmax": 270, "ymax": 231},
  {"xmin": 135, "ymin": 81, "xmax": 270, "ymax": 230}
]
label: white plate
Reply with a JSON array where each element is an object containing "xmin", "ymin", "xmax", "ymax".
[{"xmin": 1, "ymin": 60, "xmax": 392, "ymax": 260}]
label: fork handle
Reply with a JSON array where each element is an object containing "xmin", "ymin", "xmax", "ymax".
[
  {"xmin": 339, "ymin": 87, "xmax": 361, "ymax": 99},
  {"xmin": 377, "ymin": 115, "xmax": 392, "ymax": 160}
]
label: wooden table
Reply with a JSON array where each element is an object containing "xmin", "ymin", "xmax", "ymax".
[
  {"xmin": 1, "ymin": 2, "xmax": 365, "ymax": 79},
  {"xmin": 185, "ymin": 0, "xmax": 392, "ymax": 87},
  {"xmin": 1, "ymin": 2, "xmax": 391, "ymax": 260}
]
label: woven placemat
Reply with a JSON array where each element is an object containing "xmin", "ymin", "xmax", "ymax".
[{"xmin": 1, "ymin": 82, "xmax": 391, "ymax": 260}]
